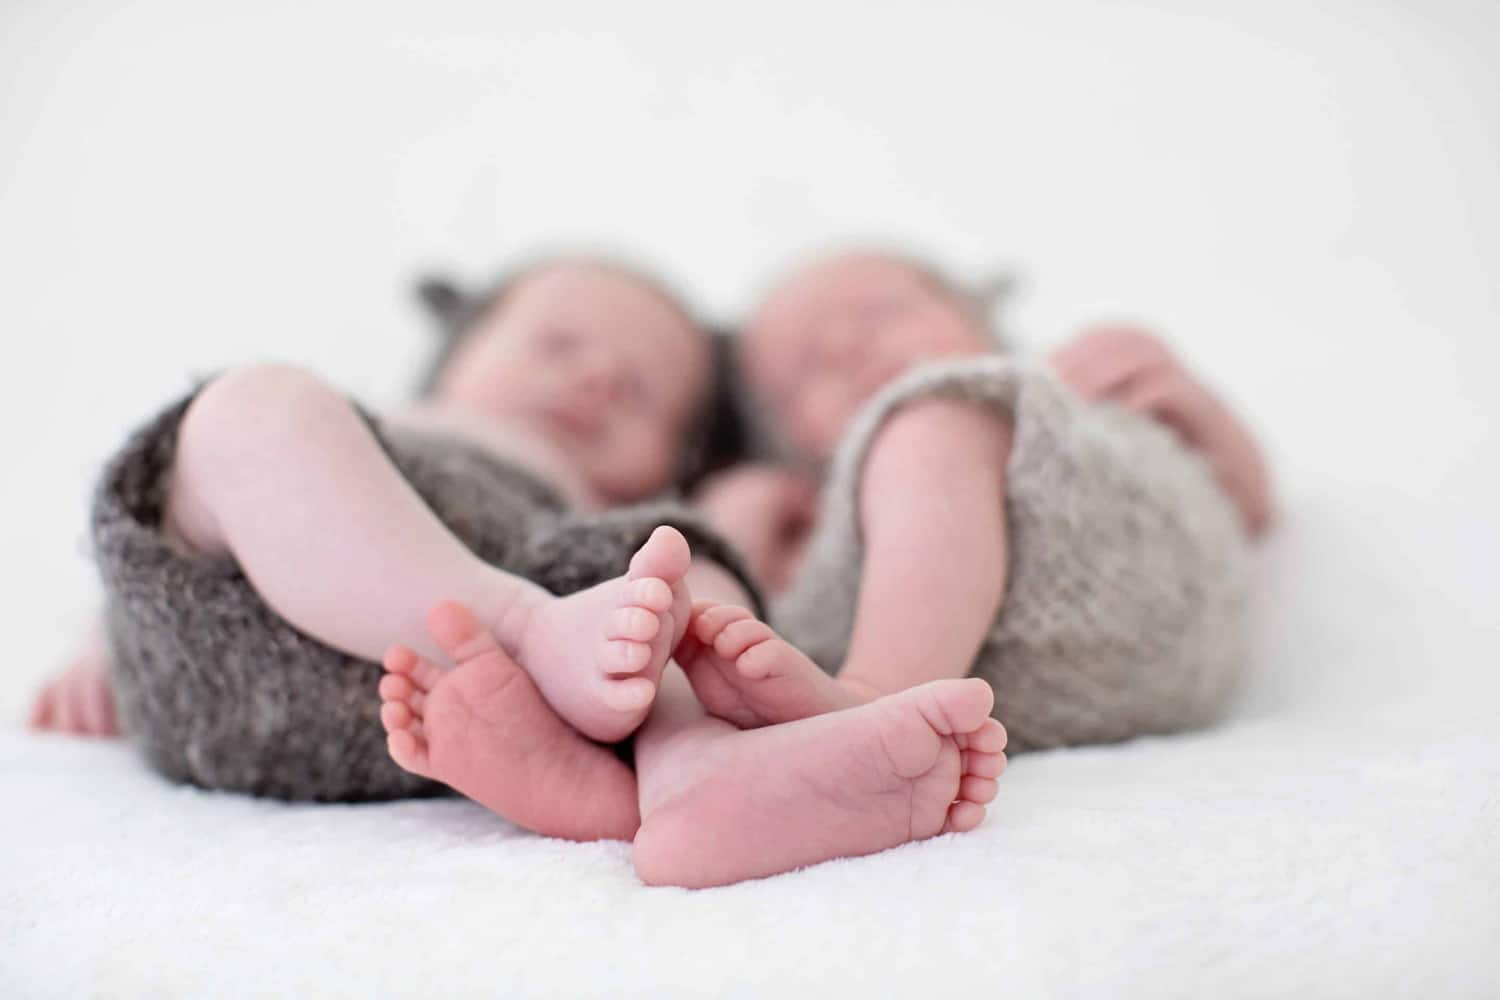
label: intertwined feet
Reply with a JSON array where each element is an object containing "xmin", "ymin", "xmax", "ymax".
[
  {"xmin": 676, "ymin": 600, "xmax": 859, "ymax": 728},
  {"xmin": 378, "ymin": 600, "xmax": 640, "ymax": 841},
  {"xmin": 633, "ymin": 677, "xmax": 1008, "ymax": 888},
  {"xmin": 509, "ymin": 525, "xmax": 693, "ymax": 743}
]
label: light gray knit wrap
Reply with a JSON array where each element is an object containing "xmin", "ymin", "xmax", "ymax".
[{"xmin": 773, "ymin": 356, "xmax": 1251, "ymax": 752}]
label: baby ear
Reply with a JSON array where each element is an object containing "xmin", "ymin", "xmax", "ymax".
[
  {"xmin": 414, "ymin": 276, "xmax": 472, "ymax": 334},
  {"xmin": 968, "ymin": 270, "xmax": 1020, "ymax": 312}
]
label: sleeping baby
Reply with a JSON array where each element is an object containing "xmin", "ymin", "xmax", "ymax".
[{"xmin": 684, "ymin": 249, "xmax": 1272, "ymax": 759}]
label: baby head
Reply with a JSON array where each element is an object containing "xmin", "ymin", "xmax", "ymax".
[
  {"xmin": 421, "ymin": 258, "xmax": 715, "ymax": 504},
  {"xmin": 741, "ymin": 250, "xmax": 1002, "ymax": 462}
]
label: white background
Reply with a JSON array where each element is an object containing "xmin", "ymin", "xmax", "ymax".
[{"xmin": 4, "ymin": 3, "xmax": 1499, "ymax": 994}]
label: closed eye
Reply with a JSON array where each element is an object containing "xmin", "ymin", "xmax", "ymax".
[{"xmin": 617, "ymin": 370, "xmax": 652, "ymax": 410}]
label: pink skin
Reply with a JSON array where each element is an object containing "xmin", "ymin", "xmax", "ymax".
[
  {"xmin": 687, "ymin": 251, "xmax": 1274, "ymax": 729},
  {"xmin": 378, "ymin": 600, "xmax": 643, "ymax": 842},
  {"xmin": 378, "ymin": 586, "xmax": 1008, "ymax": 885},
  {"xmin": 630, "ymin": 670, "xmax": 1008, "ymax": 888},
  {"xmin": 28, "ymin": 624, "xmax": 117, "ymax": 738}
]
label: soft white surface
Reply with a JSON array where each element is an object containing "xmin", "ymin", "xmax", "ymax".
[{"xmin": 3, "ymin": 1, "xmax": 1498, "ymax": 995}]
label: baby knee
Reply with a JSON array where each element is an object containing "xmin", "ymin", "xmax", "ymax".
[{"xmin": 182, "ymin": 363, "xmax": 344, "ymax": 457}]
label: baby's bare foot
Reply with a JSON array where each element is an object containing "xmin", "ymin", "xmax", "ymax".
[
  {"xmin": 633, "ymin": 678, "xmax": 1008, "ymax": 888},
  {"xmin": 379, "ymin": 600, "xmax": 640, "ymax": 841},
  {"xmin": 676, "ymin": 601, "xmax": 860, "ymax": 728},
  {"xmin": 511, "ymin": 526, "xmax": 693, "ymax": 743}
]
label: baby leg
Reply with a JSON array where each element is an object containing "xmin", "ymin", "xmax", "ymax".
[
  {"xmin": 677, "ymin": 399, "xmax": 1013, "ymax": 726},
  {"xmin": 166, "ymin": 364, "xmax": 538, "ymax": 665},
  {"xmin": 167, "ymin": 364, "xmax": 682, "ymax": 741}
]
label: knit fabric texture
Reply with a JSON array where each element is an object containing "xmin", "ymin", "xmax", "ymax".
[
  {"xmin": 91, "ymin": 387, "xmax": 762, "ymax": 802},
  {"xmin": 773, "ymin": 356, "xmax": 1251, "ymax": 752}
]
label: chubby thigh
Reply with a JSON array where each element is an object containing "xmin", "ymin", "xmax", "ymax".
[{"xmin": 89, "ymin": 377, "xmax": 545, "ymax": 801}]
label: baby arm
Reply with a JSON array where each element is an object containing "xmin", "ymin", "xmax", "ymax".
[
  {"xmin": 1048, "ymin": 325, "xmax": 1274, "ymax": 537},
  {"xmin": 837, "ymin": 399, "xmax": 1012, "ymax": 696}
]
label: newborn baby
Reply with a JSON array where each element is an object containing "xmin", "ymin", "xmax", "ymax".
[
  {"xmin": 34, "ymin": 259, "xmax": 756, "ymax": 824},
  {"xmin": 685, "ymin": 250, "xmax": 1272, "ymax": 750}
]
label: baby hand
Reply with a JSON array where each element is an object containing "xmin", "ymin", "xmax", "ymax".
[
  {"xmin": 1047, "ymin": 325, "xmax": 1210, "ymax": 446},
  {"xmin": 29, "ymin": 628, "xmax": 119, "ymax": 737}
]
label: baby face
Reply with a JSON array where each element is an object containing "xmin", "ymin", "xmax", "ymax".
[
  {"xmin": 743, "ymin": 254, "xmax": 989, "ymax": 460},
  {"xmin": 435, "ymin": 263, "xmax": 711, "ymax": 503}
]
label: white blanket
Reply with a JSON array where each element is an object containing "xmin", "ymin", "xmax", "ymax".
[{"xmin": 6, "ymin": 495, "xmax": 1497, "ymax": 996}]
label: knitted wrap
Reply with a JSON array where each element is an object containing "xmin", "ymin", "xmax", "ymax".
[
  {"xmin": 773, "ymin": 356, "xmax": 1251, "ymax": 752},
  {"xmin": 91, "ymin": 387, "xmax": 762, "ymax": 802}
]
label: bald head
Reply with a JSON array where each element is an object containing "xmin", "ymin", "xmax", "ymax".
[{"xmin": 741, "ymin": 252, "xmax": 994, "ymax": 460}]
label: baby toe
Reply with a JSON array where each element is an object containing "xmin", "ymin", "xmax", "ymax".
[
  {"xmin": 958, "ymin": 775, "xmax": 998, "ymax": 805},
  {"xmin": 967, "ymin": 718, "xmax": 1008, "ymax": 754},
  {"xmin": 383, "ymin": 644, "xmax": 418, "ymax": 674},
  {"xmin": 380, "ymin": 700, "xmax": 414, "ymax": 732},
  {"xmin": 599, "ymin": 675, "xmax": 657, "ymax": 712},
  {"xmin": 379, "ymin": 674, "xmax": 414, "ymax": 702},
  {"xmin": 692, "ymin": 604, "xmax": 754, "ymax": 643},
  {"xmin": 962, "ymin": 749, "xmax": 1007, "ymax": 779},
  {"xmin": 608, "ymin": 606, "xmax": 662, "ymax": 643},
  {"xmin": 628, "ymin": 525, "xmax": 692, "ymax": 584},
  {"xmin": 944, "ymin": 800, "xmax": 987, "ymax": 834},
  {"xmin": 630, "ymin": 577, "xmax": 675, "ymax": 613},
  {"xmin": 386, "ymin": 647, "xmax": 445, "ymax": 693},
  {"xmin": 604, "ymin": 639, "xmax": 652, "ymax": 676},
  {"xmin": 379, "ymin": 674, "xmax": 428, "ymax": 715},
  {"xmin": 713, "ymin": 619, "xmax": 775, "ymax": 661}
]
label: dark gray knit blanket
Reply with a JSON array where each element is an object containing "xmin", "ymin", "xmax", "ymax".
[{"xmin": 92, "ymin": 389, "xmax": 761, "ymax": 802}]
